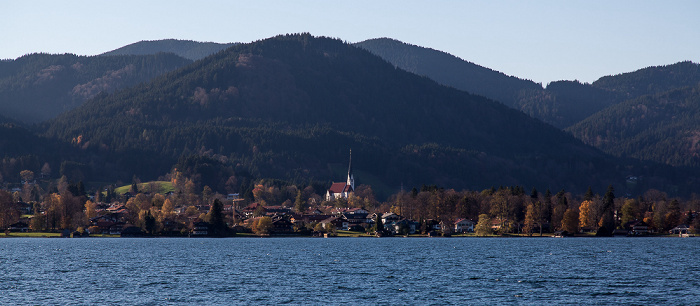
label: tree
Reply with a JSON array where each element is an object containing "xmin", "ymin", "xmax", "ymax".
[
  {"xmin": 293, "ymin": 190, "xmax": 306, "ymax": 213},
  {"xmin": 561, "ymin": 208, "xmax": 579, "ymax": 234},
  {"xmin": 84, "ymin": 200, "xmax": 97, "ymax": 220},
  {"xmin": 583, "ymin": 186, "xmax": 594, "ymax": 201},
  {"xmin": 143, "ymin": 210, "xmax": 156, "ymax": 235},
  {"xmin": 523, "ymin": 203, "xmax": 537, "ymax": 236},
  {"xmin": 20, "ymin": 170, "xmax": 34, "ymax": 183},
  {"xmin": 252, "ymin": 216, "xmax": 272, "ymax": 235},
  {"xmin": 620, "ymin": 199, "xmax": 640, "ymax": 226},
  {"xmin": 475, "ymin": 214, "xmax": 492, "ymax": 236},
  {"xmin": 207, "ymin": 199, "xmax": 227, "ymax": 236},
  {"xmin": 599, "ymin": 185, "xmax": 615, "ymax": 230},
  {"xmin": 374, "ymin": 213, "xmax": 384, "ymax": 235},
  {"xmin": 578, "ymin": 200, "xmax": 596, "ymax": 229},
  {"xmin": 665, "ymin": 199, "xmax": 682, "ymax": 229},
  {"xmin": 0, "ymin": 190, "xmax": 18, "ymax": 229}
]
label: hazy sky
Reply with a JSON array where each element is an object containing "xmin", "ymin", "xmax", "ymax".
[{"xmin": 2, "ymin": 0, "xmax": 698, "ymax": 85}]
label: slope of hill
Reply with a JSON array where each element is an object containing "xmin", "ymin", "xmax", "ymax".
[
  {"xmin": 356, "ymin": 38, "xmax": 700, "ymax": 129},
  {"xmin": 40, "ymin": 34, "xmax": 693, "ymax": 196},
  {"xmin": 354, "ymin": 38, "xmax": 542, "ymax": 109},
  {"xmin": 592, "ymin": 61, "xmax": 700, "ymax": 99},
  {"xmin": 568, "ymin": 85, "xmax": 700, "ymax": 168},
  {"xmin": 101, "ymin": 39, "xmax": 236, "ymax": 61},
  {"xmin": 0, "ymin": 53, "xmax": 191, "ymax": 123}
]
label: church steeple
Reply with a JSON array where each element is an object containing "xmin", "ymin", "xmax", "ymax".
[{"xmin": 346, "ymin": 149, "xmax": 354, "ymax": 191}]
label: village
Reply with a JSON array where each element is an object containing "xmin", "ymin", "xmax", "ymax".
[{"xmin": 1, "ymin": 152, "xmax": 698, "ymax": 238}]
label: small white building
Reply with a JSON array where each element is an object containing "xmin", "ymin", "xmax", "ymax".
[{"xmin": 454, "ymin": 218, "xmax": 475, "ymax": 233}]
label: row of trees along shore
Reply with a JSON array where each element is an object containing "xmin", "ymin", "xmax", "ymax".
[{"xmin": 1, "ymin": 172, "xmax": 699, "ymax": 236}]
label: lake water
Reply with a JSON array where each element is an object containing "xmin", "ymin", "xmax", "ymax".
[{"xmin": 1, "ymin": 237, "xmax": 698, "ymax": 305}]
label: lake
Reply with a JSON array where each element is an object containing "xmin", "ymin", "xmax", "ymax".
[{"xmin": 1, "ymin": 237, "xmax": 698, "ymax": 305}]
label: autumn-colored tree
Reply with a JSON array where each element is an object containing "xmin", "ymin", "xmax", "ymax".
[
  {"xmin": 0, "ymin": 190, "xmax": 18, "ymax": 229},
  {"xmin": 20, "ymin": 170, "xmax": 34, "ymax": 183},
  {"xmin": 524, "ymin": 201, "xmax": 544, "ymax": 236},
  {"xmin": 578, "ymin": 200, "xmax": 597, "ymax": 229},
  {"xmin": 252, "ymin": 216, "xmax": 272, "ymax": 235},
  {"xmin": 84, "ymin": 200, "xmax": 97, "ymax": 220},
  {"xmin": 561, "ymin": 208, "xmax": 579, "ymax": 234},
  {"xmin": 475, "ymin": 214, "xmax": 492, "ymax": 236}
]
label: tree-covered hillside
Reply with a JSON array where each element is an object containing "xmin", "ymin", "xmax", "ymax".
[
  {"xmin": 356, "ymin": 38, "xmax": 700, "ymax": 129},
  {"xmin": 0, "ymin": 52, "xmax": 191, "ymax": 123},
  {"xmin": 354, "ymin": 38, "xmax": 542, "ymax": 110},
  {"xmin": 39, "ymin": 34, "xmax": 695, "ymax": 196},
  {"xmin": 569, "ymin": 85, "xmax": 700, "ymax": 168},
  {"xmin": 101, "ymin": 39, "xmax": 236, "ymax": 61}
]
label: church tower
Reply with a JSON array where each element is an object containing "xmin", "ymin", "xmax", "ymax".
[{"xmin": 346, "ymin": 149, "xmax": 355, "ymax": 191}]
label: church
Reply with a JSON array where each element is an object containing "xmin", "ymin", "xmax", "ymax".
[{"xmin": 325, "ymin": 150, "xmax": 355, "ymax": 201}]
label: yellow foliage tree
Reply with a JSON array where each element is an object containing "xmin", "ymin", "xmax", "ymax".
[{"xmin": 578, "ymin": 200, "xmax": 595, "ymax": 229}]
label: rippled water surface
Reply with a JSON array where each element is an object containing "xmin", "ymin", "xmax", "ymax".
[{"xmin": 1, "ymin": 237, "xmax": 698, "ymax": 304}]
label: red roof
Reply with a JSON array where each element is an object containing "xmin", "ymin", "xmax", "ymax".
[{"xmin": 328, "ymin": 182, "xmax": 352, "ymax": 193}]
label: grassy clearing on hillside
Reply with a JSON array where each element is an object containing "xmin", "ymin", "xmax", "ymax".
[{"xmin": 114, "ymin": 181, "xmax": 174, "ymax": 195}]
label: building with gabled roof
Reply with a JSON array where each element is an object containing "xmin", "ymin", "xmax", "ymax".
[{"xmin": 325, "ymin": 150, "xmax": 355, "ymax": 201}]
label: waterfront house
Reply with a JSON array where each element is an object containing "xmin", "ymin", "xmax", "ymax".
[
  {"xmin": 320, "ymin": 216, "xmax": 348, "ymax": 230},
  {"xmin": 454, "ymin": 218, "xmax": 475, "ymax": 233},
  {"xmin": 629, "ymin": 220, "xmax": 650, "ymax": 236},
  {"xmin": 191, "ymin": 221, "xmax": 210, "ymax": 236},
  {"xmin": 669, "ymin": 224, "xmax": 690, "ymax": 235}
]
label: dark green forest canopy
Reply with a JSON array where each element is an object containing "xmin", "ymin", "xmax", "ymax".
[
  {"xmin": 0, "ymin": 52, "xmax": 191, "ymax": 123},
  {"xmin": 569, "ymin": 85, "xmax": 700, "ymax": 168}
]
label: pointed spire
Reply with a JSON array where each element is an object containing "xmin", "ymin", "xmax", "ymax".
[
  {"xmin": 346, "ymin": 149, "xmax": 354, "ymax": 191},
  {"xmin": 347, "ymin": 149, "xmax": 352, "ymax": 176}
]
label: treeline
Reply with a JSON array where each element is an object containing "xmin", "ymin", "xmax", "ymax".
[{"xmin": 1, "ymin": 170, "xmax": 699, "ymax": 236}]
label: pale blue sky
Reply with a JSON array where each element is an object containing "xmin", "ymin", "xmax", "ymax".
[{"xmin": 2, "ymin": 0, "xmax": 698, "ymax": 85}]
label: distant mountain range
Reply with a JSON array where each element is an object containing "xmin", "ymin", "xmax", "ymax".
[
  {"xmin": 101, "ymin": 39, "xmax": 236, "ymax": 61},
  {"xmin": 356, "ymin": 38, "xmax": 700, "ymax": 130},
  {"xmin": 40, "ymin": 34, "xmax": 678, "ymax": 196},
  {"xmin": 1, "ymin": 35, "xmax": 699, "ymax": 197}
]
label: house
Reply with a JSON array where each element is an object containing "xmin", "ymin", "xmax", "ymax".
[
  {"xmin": 272, "ymin": 218, "xmax": 294, "ymax": 233},
  {"xmin": 629, "ymin": 220, "xmax": 650, "ymax": 236},
  {"xmin": 669, "ymin": 224, "xmax": 691, "ymax": 235},
  {"xmin": 320, "ymin": 217, "xmax": 348, "ymax": 230},
  {"xmin": 381, "ymin": 212, "xmax": 401, "ymax": 224},
  {"xmin": 341, "ymin": 213, "xmax": 370, "ymax": 231},
  {"xmin": 191, "ymin": 221, "xmax": 210, "ymax": 236},
  {"xmin": 8, "ymin": 221, "xmax": 29, "ymax": 232},
  {"xmin": 391, "ymin": 219, "xmax": 418, "ymax": 234},
  {"xmin": 109, "ymin": 222, "xmax": 126, "ymax": 235},
  {"xmin": 454, "ymin": 218, "xmax": 475, "ymax": 233},
  {"xmin": 325, "ymin": 150, "xmax": 355, "ymax": 201},
  {"xmin": 17, "ymin": 201, "xmax": 32, "ymax": 215}
]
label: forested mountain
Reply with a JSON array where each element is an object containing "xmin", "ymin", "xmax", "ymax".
[
  {"xmin": 39, "ymin": 34, "xmax": 694, "ymax": 197},
  {"xmin": 356, "ymin": 39, "xmax": 700, "ymax": 129},
  {"xmin": 354, "ymin": 38, "xmax": 542, "ymax": 110},
  {"xmin": 101, "ymin": 39, "xmax": 236, "ymax": 61},
  {"xmin": 0, "ymin": 53, "xmax": 191, "ymax": 123},
  {"xmin": 0, "ymin": 123, "xmax": 84, "ymax": 184},
  {"xmin": 592, "ymin": 61, "xmax": 700, "ymax": 99},
  {"xmin": 568, "ymin": 85, "xmax": 700, "ymax": 168}
]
